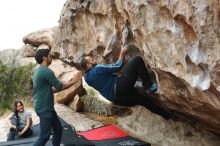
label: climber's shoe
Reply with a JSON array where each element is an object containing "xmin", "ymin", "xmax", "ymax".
[{"xmin": 145, "ymin": 82, "xmax": 157, "ymax": 94}]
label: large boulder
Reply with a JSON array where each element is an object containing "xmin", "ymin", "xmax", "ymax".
[
  {"xmin": 55, "ymin": 104, "xmax": 103, "ymax": 131},
  {"xmin": 153, "ymin": 69, "xmax": 220, "ymax": 134},
  {"xmin": 37, "ymin": 44, "xmax": 50, "ymax": 50},
  {"xmin": 49, "ymin": 59, "xmax": 86, "ymax": 104},
  {"xmin": 55, "ymin": 79, "xmax": 85, "ymax": 104},
  {"xmin": 69, "ymin": 95, "xmax": 84, "ymax": 112},
  {"xmin": 21, "ymin": 44, "xmax": 36, "ymax": 57},
  {"xmin": 54, "ymin": 0, "xmax": 220, "ymax": 134},
  {"xmin": 23, "ymin": 27, "xmax": 58, "ymax": 48},
  {"xmin": 117, "ymin": 106, "xmax": 220, "ymax": 146}
]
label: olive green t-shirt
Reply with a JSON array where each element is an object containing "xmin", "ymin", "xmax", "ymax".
[{"xmin": 32, "ymin": 66, "xmax": 63, "ymax": 113}]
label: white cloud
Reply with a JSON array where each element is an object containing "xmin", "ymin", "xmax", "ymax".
[{"xmin": 0, "ymin": 0, "xmax": 66, "ymax": 50}]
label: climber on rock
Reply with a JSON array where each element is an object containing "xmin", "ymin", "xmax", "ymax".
[{"xmin": 80, "ymin": 45, "xmax": 172, "ymax": 119}]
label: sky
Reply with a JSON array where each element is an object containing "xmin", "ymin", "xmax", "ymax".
[{"xmin": 0, "ymin": 0, "xmax": 66, "ymax": 50}]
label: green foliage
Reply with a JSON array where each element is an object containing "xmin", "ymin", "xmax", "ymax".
[{"xmin": 0, "ymin": 60, "xmax": 34, "ymax": 115}]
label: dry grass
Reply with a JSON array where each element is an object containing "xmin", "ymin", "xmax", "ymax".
[{"xmin": 83, "ymin": 112, "xmax": 118, "ymax": 125}]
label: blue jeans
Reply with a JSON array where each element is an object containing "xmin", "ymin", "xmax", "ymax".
[{"xmin": 33, "ymin": 111, "xmax": 62, "ymax": 146}]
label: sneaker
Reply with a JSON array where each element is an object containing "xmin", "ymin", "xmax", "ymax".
[{"xmin": 145, "ymin": 83, "xmax": 157, "ymax": 94}]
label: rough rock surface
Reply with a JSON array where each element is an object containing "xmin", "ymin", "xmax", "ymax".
[
  {"xmin": 48, "ymin": 59, "xmax": 78, "ymax": 79},
  {"xmin": 23, "ymin": 27, "xmax": 58, "ymax": 48},
  {"xmin": 55, "ymin": 104, "xmax": 103, "ymax": 131},
  {"xmin": 54, "ymin": 0, "xmax": 220, "ymax": 134},
  {"xmin": 69, "ymin": 94, "xmax": 84, "ymax": 111},
  {"xmin": 21, "ymin": 44, "xmax": 36, "ymax": 57},
  {"xmin": 37, "ymin": 44, "xmax": 51, "ymax": 50},
  {"xmin": 117, "ymin": 106, "xmax": 220, "ymax": 146},
  {"xmin": 55, "ymin": 80, "xmax": 85, "ymax": 104},
  {"xmin": 153, "ymin": 69, "xmax": 220, "ymax": 134},
  {"xmin": 44, "ymin": 59, "xmax": 85, "ymax": 104}
]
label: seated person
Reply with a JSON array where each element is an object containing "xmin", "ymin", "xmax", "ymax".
[
  {"xmin": 6, "ymin": 100, "xmax": 33, "ymax": 141},
  {"xmin": 80, "ymin": 45, "xmax": 172, "ymax": 119}
]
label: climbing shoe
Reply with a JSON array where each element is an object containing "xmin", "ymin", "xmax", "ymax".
[{"xmin": 145, "ymin": 82, "xmax": 157, "ymax": 94}]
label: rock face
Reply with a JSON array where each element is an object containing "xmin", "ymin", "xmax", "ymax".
[
  {"xmin": 23, "ymin": 27, "xmax": 58, "ymax": 48},
  {"xmin": 21, "ymin": 44, "xmax": 36, "ymax": 57},
  {"xmin": 53, "ymin": 0, "xmax": 220, "ymax": 134},
  {"xmin": 69, "ymin": 95, "xmax": 84, "ymax": 111},
  {"xmin": 117, "ymin": 106, "xmax": 220, "ymax": 146},
  {"xmin": 55, "ymin": 79, "xmax": 85, "ymax": 104},
  {"xmin": 43, "ymin": 59, "xmax": 86, "ymax": 104},
  {"xmin": 153, "ymin": 69, "xmax": 220, "ymax": 134},
  {"xmin": 55, "ymin": 104, "xmax": 103, "ymax": 131}
]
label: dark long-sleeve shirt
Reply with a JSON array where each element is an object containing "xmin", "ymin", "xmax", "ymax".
[{"xmin": 84, "ymin": 60, "xmax": 123, "ymax": 102}]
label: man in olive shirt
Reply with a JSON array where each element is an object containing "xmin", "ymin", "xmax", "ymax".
[{"xmin": 32, "ymin": 49, "xmax": 82, "ymax": 146}]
